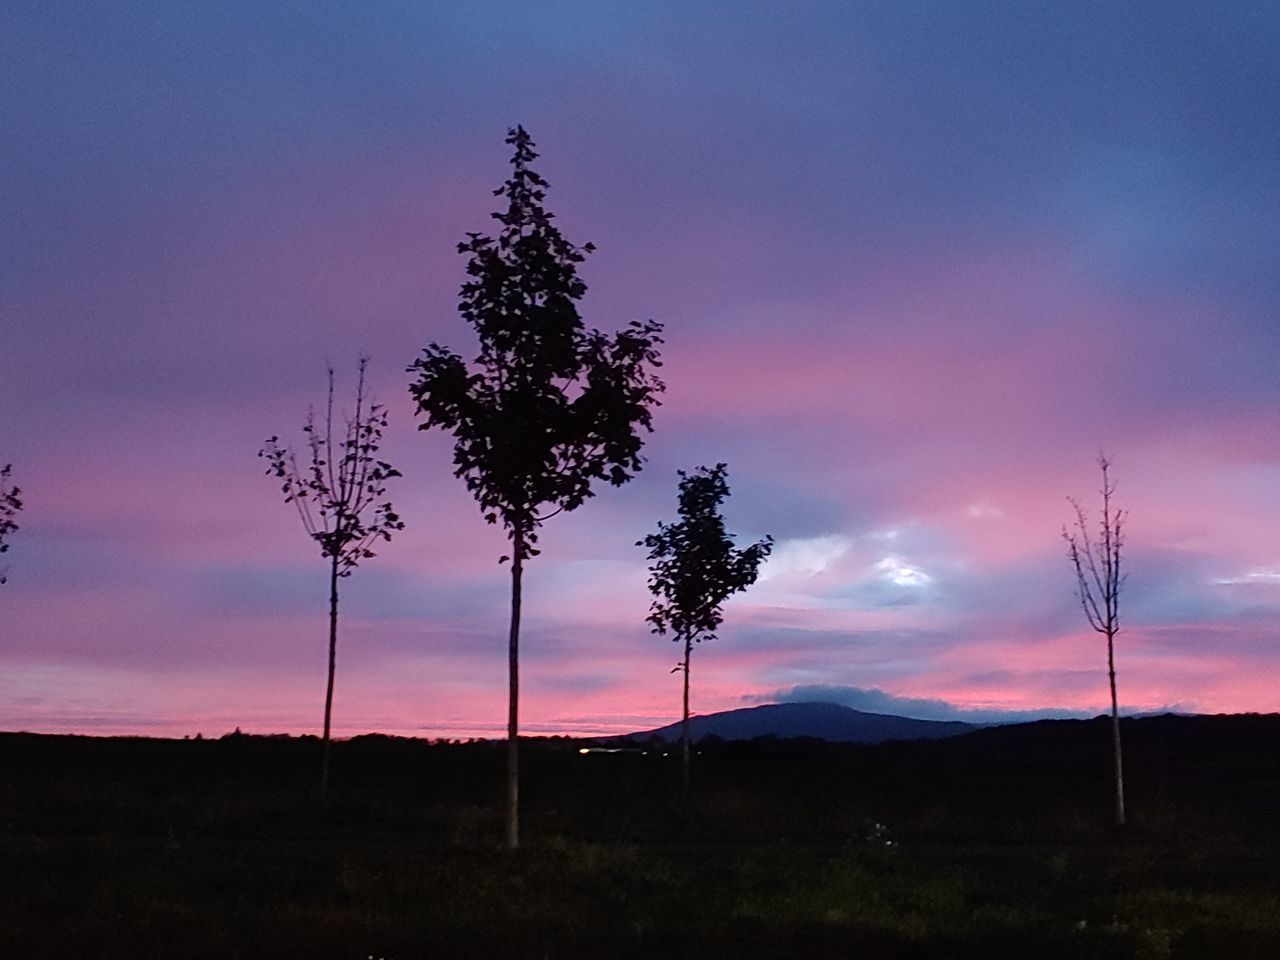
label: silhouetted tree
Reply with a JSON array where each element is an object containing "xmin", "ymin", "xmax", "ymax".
[
  {"xmin": 0, "ymin": 464, "xmax": 22, "ymax": 585},
  {"xmin": 408, "ymin": 126, "xmax": 664, "ymax": 850},
  {"xmin": 260, "ymin": 358, "xmax": 404, "ymax": 794},
  {"xmin": 640, "ymin": 463, "xmax": 772, "ymax": 793},
  {"xmin": 1063, "ymin": 454, "xmax": 1127, "ymax": 827}
]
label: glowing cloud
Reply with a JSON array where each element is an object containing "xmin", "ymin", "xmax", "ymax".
[
  {"xmin": 760, "ymin": 534, "xmax": 853, "ymax": 580},
  {"xmin": 873, "ymin": 556, "xmax": 932, "ymax": 589}
]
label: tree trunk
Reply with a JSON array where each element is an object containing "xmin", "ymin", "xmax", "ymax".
[
  {"xmin": 321, "ymin": 551, "xmax": 339, "ymax": 796},
  {"xmin": 1107, "ymin": 629, "xmax": 1126, "ymax": 827},
  {"xmin": 505, "ymin": 531, "xmax": 524, "ymax": 851},
  {"xmin": 681, "ymin": 636, "xmax": 692, "ymax": 797}
]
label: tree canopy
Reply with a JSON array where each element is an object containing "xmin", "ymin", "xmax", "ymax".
[
  {"xmin": 0, "ymin": 464, "xmax": 21, "ymax": 585},
  {"xmin": 408, "ymin": 126, "xmax": 664, "ymax": 559},
  {"xmin": 641, "ymin": 463, "xmax": 773, "ymax": 647}
]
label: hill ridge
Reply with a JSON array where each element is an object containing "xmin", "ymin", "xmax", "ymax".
[{"xmin": 627, "ymin": 700, "xmax": 976, "ymax": 744}]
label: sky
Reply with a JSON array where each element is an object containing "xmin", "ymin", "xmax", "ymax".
[{"xmin": 3, "ymin": 1, "xmax": 1279, "ymax": 738}]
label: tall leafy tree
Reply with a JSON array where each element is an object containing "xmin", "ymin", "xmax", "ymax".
[
  {"xmin": 640, "ymin": 463, "xmax": 772, "ymax": 793},
  {"xmin": 0, "ymin": 464, "xmax": 22, "ymax": 585},
  {"xmin": 408, "ymin": 126, "xmax": 664, "ymax": 850},
  {"xmin": 260, "ymin": 358, "xmax": 404, "ymax": 794},
  {"xmin": 1063, "ymin": 454, "xmax": 1127, "ymax": 827}
]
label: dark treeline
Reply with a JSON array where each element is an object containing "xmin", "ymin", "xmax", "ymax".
[{"xmin": 4, "ymin": 715, "xmax": 1278, "ymax": 844}]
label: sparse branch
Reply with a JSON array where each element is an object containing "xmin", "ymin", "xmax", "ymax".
[
  {"xmin": 324, "ymin": 365, "xmax": 340, "ymax": 517},
  {"xmin": 288, "ymin": 447, "xmax": 321, "ymax": 540},
  {"xmin": 347, "ymin": 358, "xmax": 373, "ymax": 515},
  {"xmin": 1063, "ymin": 500, "xmax": 1108, "ymax": 634}
]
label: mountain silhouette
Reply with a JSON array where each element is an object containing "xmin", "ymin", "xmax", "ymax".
[{"xmin": 628, "ymin": 700, "xmax": 976, "ymax": 744}]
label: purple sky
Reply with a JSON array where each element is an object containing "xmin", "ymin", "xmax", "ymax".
[{"xmin": 4, "ymin": 2, "xmax": 1279, "ymax": 738}]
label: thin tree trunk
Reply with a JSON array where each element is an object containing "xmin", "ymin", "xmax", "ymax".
[
  {"xmin": 505, "ymin": 531, "xmax": 524, "ymax": 851},
  {"xmin": 321, "ymin": 551, "xmax": 339, "ymax": 796},
  {"xmin": 681, "ymin": 635, "xmax": 692, "ymax": 797},
  {"xmin": 1107, "ymin": 629, "xmax": 1126, "ymax": 827}
]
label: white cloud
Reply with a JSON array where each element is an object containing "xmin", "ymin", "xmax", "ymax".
[
  {"xmin": 760, "ymin": 534, "xmax": 853, "ymax": 580},
  {"xmin": 873, "ymin": 555, "xmax": 931, "ymax": 588},
  {"xmin": 866, "ymin": 528, "xmax": 900, "ymax": 542},
  {"xmin": 966, "ymin": 502, "xmax": 1004, "ymax": 520},
  {"xmin": 1212, "ymin": 569, "xmax": 1280, "ymax": 586}
]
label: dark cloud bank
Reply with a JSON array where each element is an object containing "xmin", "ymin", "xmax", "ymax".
[{"xmin": 754, "ymin": 684, "xmax": 1195, "ymax": 725}]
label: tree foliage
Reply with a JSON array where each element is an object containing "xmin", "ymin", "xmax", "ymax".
[
  {"xmin": 0, "ymin": 463, "xmax": 22, "ymax": 585},
  {"xmin": 260, "ymin": 358, "xmax": 404, "ymax": 573},
  {"xmin": 407, "ymin": 126, "xmax": 664, "ymax": 560},
  {"xmin": 641, "ymin": 463, "xmax": 773, "ymax": 647}
]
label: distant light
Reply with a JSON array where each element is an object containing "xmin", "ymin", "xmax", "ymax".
[{"xmin": 577, "ymin": 747, "xmax": 644, "ymax": 755}]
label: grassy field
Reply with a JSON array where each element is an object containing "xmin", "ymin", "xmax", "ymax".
[{"xmin": 2, "ymin": 715, "xmax": 1278, "ymax": 958}]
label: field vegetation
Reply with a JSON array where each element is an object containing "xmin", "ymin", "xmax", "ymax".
[{"xmin": 3, "ymin": 714, "xmax": 1278, "ymax": 958}]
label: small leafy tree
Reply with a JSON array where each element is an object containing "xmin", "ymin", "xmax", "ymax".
[
  {"xmin": 260, "ymin": 358, "xmax": 404, "ymax": 794},
  {"xmin": 640, "ymin": 463, "xmax": 772, "ymax": 793},
  {"xmin": 408, "ymin": 126, "xmax": 664, "ymax": 850},
  {"xmin": 1063, "ymin": 454, "xmax": 1127, "ymax": 827},
  {"xmin": 0, "ymin": 464, "xmax": 22, "ymax": 585}
]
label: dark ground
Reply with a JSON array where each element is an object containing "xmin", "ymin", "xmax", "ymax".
[{"xmin": 2, "ymin": 713, "xmax": 1278, "ymax": 959}]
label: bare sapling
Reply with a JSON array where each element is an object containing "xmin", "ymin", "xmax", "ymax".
[{"xmin": 1064, "ymin": 454, "xmax": 1127, "ymax": 827}]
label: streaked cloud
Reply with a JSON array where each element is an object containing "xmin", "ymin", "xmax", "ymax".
[{"xmin": 1212, "ymin": 570, "xmax": 1280, "ymax": 587}]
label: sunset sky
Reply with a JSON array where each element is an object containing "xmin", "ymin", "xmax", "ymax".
[{"xmin": 4, "ymin": 2, "xmax": 1279, "ymax": 738}]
